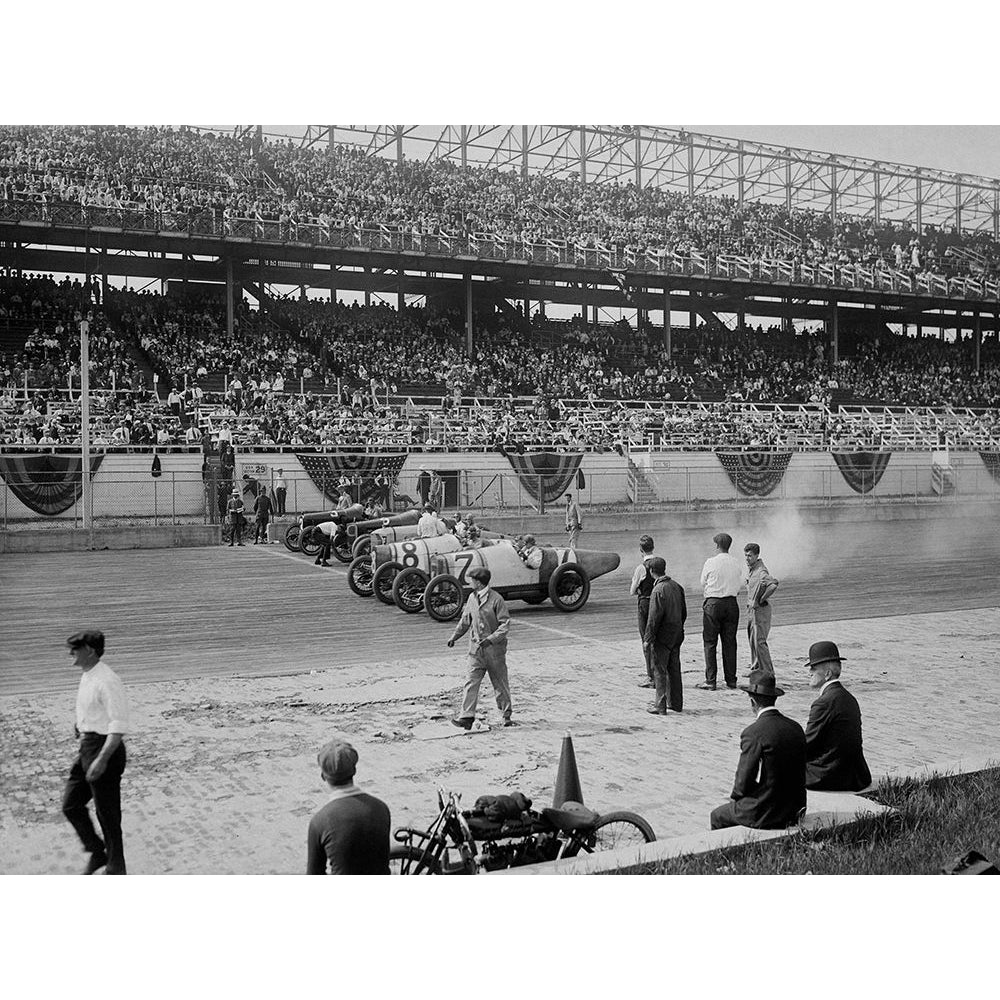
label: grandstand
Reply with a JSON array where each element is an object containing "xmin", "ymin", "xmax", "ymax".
[{"xmin": 3, "ymin": 123, "xmax": 1000, "ymax": 472}]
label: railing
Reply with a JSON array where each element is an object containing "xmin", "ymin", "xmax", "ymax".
[{"xmin": 3, "ymin": 199, "xmax": 998, "ymax": 302}]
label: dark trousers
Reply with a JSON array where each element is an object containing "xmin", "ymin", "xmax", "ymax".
[
  {"xmin": 637, "ymin": 598, "xmax": 652, "ymax": 680},
  {"xmin": 62, "ymin": 734, "xmax": 127, "ymax": 874},
  {"xmin": 651, "ymin": 641, "xmax": 683, "ymax": 712},
  {"xmin": 703, "ymin": 596, "xmax": 739, "ymax": 686},
  {"xmin": 228, "ymin": 514, "xmax": 244, "ymax": 545},
  {"xmin": 275, "ymin": 487, "xmax": 287, "ymax": 515},
  {"xmin": 710, "ymin": 800, "xmax": 740, "ymax": 830},
  {"xmin": 254, "ymin": 515, "xmax": 269, "ymax": 542}
]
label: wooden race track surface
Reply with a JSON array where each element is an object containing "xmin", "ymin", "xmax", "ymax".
[{"xmin": 2, "ymin": 514, "xmax": 998, "ymax": 697}]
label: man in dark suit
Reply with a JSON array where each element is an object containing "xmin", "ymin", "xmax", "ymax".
[
  {"xmin": 306, "ymin": 739, "xmax": 391, "ymax": 875},
  {"xmin": 710, "ymin": 673, "xmax": 807, "ymax": 830},
  {"xmin": 642, "ymin": 556, "xmax": 687, "ymax": 714},
  {"xmin": 803, "ymin": 641, "xmax": 873, "ymax": 791}
]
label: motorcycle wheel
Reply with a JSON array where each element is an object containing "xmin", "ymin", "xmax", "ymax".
[
  {"xmin": 589, "ymin": 811, "xmax": 656, "ymax": 850},
  {"xmin": 388, "ymin": 845, "xmax": 442, "ymax": 874}
]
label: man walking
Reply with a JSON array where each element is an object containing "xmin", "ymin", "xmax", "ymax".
[
  {"xmin": 447, "ymin": 567, "xmax": 513, "ymax": 728},
  {"xmin": 642, "ymin": 556, "xmax": 687, "ymax": 715},
  {"xmin": 61, "ymin": 630, "xmax": 130, "ymax": 874},
  {"xmin": 744, "ymin": 542, "xmax": 779, "ymax": 677},
  {"xmin": 274, "ymin": 468, "xmax": 287, "ymax": 516},
  {"xmin": 628, "ymin": 534, "xmax": 658, "ymax": 688},
  {"xmin": 709, "ymin": 673, "xmax": 806, "ymax": 830},
  {"xmin": 803, "ymin": 641, "xmax": 873, "ymax": 791},
  {"xmin": 698, "ymin": 532, "xmax": 745, "ymax": 690},
  {"xmin": 306, "ymin": 739, "xmax": 391, "ymax": 875},
  {"xmin": 564, "ymin": 492, "xmax": 583, "ymax": 549}
]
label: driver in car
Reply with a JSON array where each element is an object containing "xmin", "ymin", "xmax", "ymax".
[{"xmin": 518, "ymin": 534, "xmax": 543, "ymax": 570}]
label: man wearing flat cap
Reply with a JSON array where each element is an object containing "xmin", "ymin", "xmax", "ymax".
[
  {"xmin": 803, "ymin": 641, "xmax": 872, "ymax": 791},
  {"xmin": 306, "ymin": 739, "xmax": 391, "ymax": 874},
  {"xmin": 710, "ymin": 673, "xmax": 807, "ymax": 830}
]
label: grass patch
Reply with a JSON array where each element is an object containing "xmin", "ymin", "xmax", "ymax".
[{"xmin": 609, "ymin": 766, "xmax": 1000, "ymax": 874}]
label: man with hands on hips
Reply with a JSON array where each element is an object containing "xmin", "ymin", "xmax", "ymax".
[{"xmin": 447, "ymin": 567, "xmax": 513, "ymax": 729}]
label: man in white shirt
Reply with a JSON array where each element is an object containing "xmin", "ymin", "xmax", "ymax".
[
  {"xmin": 698, "ymin": 532, "xmax": 746, "ymax": 691},
  {"xmin": 417, "ymin": 503, "xmax": 447, "ymax": 538},
  {"xmin": 274, "ymin": 467, "xmax": 288, "ymax": 516},
  {"xmin": 61, "ymin": 629, "xmax": 130, "ymax": 874}
]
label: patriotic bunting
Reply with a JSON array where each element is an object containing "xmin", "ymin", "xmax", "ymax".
[
  {"xmin": 0, "ymin": 453, "xmax": 104, "ymax": 516},
  {"xmin": 979, "ymin": 452, "xmax": 1000, "ymax": 483},
  {"xmin": 832, "ymin": 452, "xmax": 891, "ymax": 494},
  {"xmin": 715, "ymin": 452, "xmax": 792, "ymax": 497},
  {"xmin": 505, "ymin": 451, "xmax": 584, "ymax": 503},
  {"xmin": 295, "ymin": 453, "xmax": 408, "ymax": 504}
]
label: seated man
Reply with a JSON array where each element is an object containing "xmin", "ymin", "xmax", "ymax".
[
  {"xmin": 518, "ymin": 534, "xmax": 543, "ymax": 570},
  {"xmin": 710, "ymin": 673, "xmax": 806, "ymax": 830},
  {"xmin": 803, "ymin": 641, "xmax": 873, "ymax": 791}
]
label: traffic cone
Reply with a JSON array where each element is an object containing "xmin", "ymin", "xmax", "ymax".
[{"xmin": 552, "ymin": 731, "xmax": 584, "ymax": 807}]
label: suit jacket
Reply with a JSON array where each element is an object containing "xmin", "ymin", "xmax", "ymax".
[
  {"xmin": 642, "ymin": 576, "xmax": 686, "ymax": 650},
  {"xmin": 306, "ymin": 791, "xmax": 391, "ymax": 875},
  {"xmin": 729, "ymin": 709, "xmax": 807, "ymax": 829},
  {"xmin": 805, "ymin": 681, "xmax": 872, "ymax": 791}
]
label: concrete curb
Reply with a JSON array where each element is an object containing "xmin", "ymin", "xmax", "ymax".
[{"xmin": 0, "ymin": 525, "xmax": 220, "ymax": 552}]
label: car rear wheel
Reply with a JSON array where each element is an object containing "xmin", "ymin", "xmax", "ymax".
[
  {"xmin": 332, "ymin": 534, "xmax": 353, "ymax": 563},
  {"xmin": 347, "ymin": 556, "xmax": 375, "ymax": 597},
  {"xmin": 283, "ymin": 524, "xmax": 301, "ymax": 552},
  {"xmin": 299, "ymin": 527, "xmax": 323, "ymax": 558},
  {"xmin": 393, "ymin": 568, "xmax": 430, "ymax": 613},
  {"xmin": 373, "ymin": 561, "xmax": 403, "ymax": 605},
  {"xmin": 548, "ymin": 562, "xmax": 590, "ymax": 613},
  {"xmin": 424, "ymin": 574, "xmax": 465, "ymax": 622},
  {"xmin": 352, "ymin": 534, "xmax": 372, "ymax": 559}
]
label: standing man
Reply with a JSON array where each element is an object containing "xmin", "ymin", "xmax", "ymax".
[
  {"xmin": 306, "ymin": 738, "xmax": 391, "ymax": 875},
  {"xmin": 698, "ymin": 532, "xmax": 745, "ymax": 691},
  {"xmin": 252, "ymin": 487, "xmax": 274, "ymax": 544},
  {"xmin": 447, "ymin": 567, "xmax": 513, "ymax": 729},
  {"xmin": 61, "ymin": 630, "xmax": 129, "ymax": 874},
  {"xmin": 709, "ymin": 673, "xmax": 806, "ymax": 831},
  {"xmin": 629, "ymin": 534, "xmax": 658, "ymax": 688},
  {"xmin": 564, "ymin": 491, "xmax": 583, "ymax": 549},
  {"xmin": 274, "ymin": 467, "xmax": 288, "ymax": 517},
  {"xmin": 416, "ymin": 467, "xmax": 431, "ymax": 505},
  {"xmin": 417, "ymin": 502, "xmax": 447, "ymax": 538},
  {"xmin": 744, "ymin": 542, "xmax": 779, "ymax": 677},
  {"xmin": 226, "ymin": 488, "xmax": 245, "ymax": 546},
  {"xmin": 642, "ymin": 556, "xmax": 687, "ymax": 715},
  {"xmin": 803, "ymin": 641, "xmax": 873, "ymax": 791}
]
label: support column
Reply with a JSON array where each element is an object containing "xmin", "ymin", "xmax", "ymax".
[
  {"xmin": 464, "ymin": 273, "xmax": 473, "ymax": 358},
  {"xmin": 689, "ymin": 295, "xmax": 697, "ymax": 332},
  {"xmin": 663, "ymin": 288, "xmax": 672, "ymax": 358},
  {"xmin": 79, "ymin": 319, "xmax": 92, "ymax": 530},
  {"xmin": 398, "ymin": 271, "xmax": 404, "ymax": 311},
  {"xmin": 364, "ymin": 267, "xmax": 371, "ymax": 308},
  {"xmin": 830, "ymin": 303, "xmax": 839, "ymax": 366},
  {"xmin": 782, "ymin": 297, "xmax": 792, "ymax": 334},
  {"xmin": 225, "ymin": 258, "xmax": 234, "ymax": 339},
  {"xmin": 975, "ymin": 311, "xmax": 982, "ymax": 373}
]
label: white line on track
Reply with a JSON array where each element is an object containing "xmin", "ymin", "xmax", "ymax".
[
  {"xmin": 511, "ymin": 615, "xmax": 624, "ymax": 650},
  {"xmin": 256, "ymin": 546, "xmax": 349, "ymax": 576}
]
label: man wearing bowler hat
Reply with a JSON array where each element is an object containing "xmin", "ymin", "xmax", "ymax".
[
  {"xmin": 803, "ymin": 641, "xmax": 872, "ymax": 791},
  {"xmin": 709, "ymin": 673, "xmax": 806, "ymax": 830},
  {"xmin": 306, "ymin": 738, "xmax": 391, "ymax": 874}
]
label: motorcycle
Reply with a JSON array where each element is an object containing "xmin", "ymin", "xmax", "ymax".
[{"xmin": 389, "ymin": 788, "xmax": 655, "ymax": 874}]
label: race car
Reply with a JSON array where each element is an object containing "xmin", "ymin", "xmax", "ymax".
[
  {"xmin": 345, "ymin": 509, "xmax": 422, "ymax": 558},
  {"xmin": 347, "ymin": 534, "xmax": 465, "ymax": 603},
  {"xmin": 351, "ymin": 515, "xmax": 457, "ymax": 559},
  {"xmin": 286, "ymin": 503, "xmax": 365, "ymax": 559},
  {"xmin": 402, "ymin": 543, "xmax": 621, "ymax": 620}
]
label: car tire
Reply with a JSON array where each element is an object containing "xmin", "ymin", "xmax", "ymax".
[
  {"xmin": 373, "ymin": 561, "xmax": 403, "ymax": 605},
  {"xmin": 332, "ymin": 533, "xmax": 353, "ymax": 563},
  {"xmin": 283, "ymin": 524, "xmax": 301, "ymax": 552},
  {"xmin": 548, "ymin": 562, "xmax": 591, "ymax": 613},
  {"xmin": 521, "ymin": 594, "xmax": 547, "ymax": 606},
  {"xmin": 347, "ymin": 555, "xmax": 375, "ymax": 597},
  {"xmin": 299, "ymin": 527, "xmax": 323, "ymax": 558},
  {"xmin": 393, "ymin": 568, "xmax": 430, "ymax": 613},
  {"xmin": 352, "ymin": 534, "xmax": 372, "ymax": 559},
  {"xmin": 424, "ymin": 574, "xmax": 465, "ymax": 622}
]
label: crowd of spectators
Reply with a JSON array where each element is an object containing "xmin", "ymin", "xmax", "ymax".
[{"xmin": 4, "ymin": 126, "xmax": 1000, "ymax": 284}]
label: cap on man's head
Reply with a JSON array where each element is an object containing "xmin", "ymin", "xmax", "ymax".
[
  {"xmin": 805, "ymin": 641, "xmax": 845, "ymax": 670},
  {"xmin": 317, "ymin": 738, "xmax": 358, "ymax": 784},
  {"xmin": 67, "ymin": 629, "xmax": 105, "ymax": 657}
]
